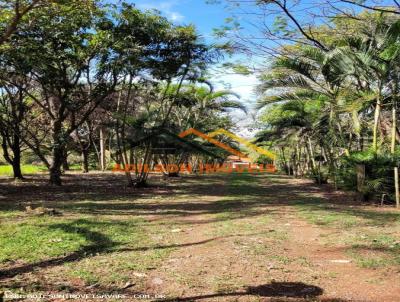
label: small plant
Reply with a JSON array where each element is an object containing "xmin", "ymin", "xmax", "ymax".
[{"xmin": 338, "ymin": 150, "xmax": 397, "ymax": 202}]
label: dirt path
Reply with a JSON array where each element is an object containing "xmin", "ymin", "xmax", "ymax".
[
  {"xmin": 1, "ymin": 173, "xmax": 399, "ymax": 302},
  {"xmin": 144, "ymin": 174, "xmax": 400, "ymax": 302}
]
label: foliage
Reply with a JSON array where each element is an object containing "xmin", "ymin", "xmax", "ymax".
[
  {"xmin": 255, "ymin": 11, "xmax": 400, "ymax": 203},
  {"xmin": 0, "ymin": 0, "xmax": 240, "ymax": 186},
  {"xmin": 338, "ymin": 150, "xmax": 398, "ymax": 200}
]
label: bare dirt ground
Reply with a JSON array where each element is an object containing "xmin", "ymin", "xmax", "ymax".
[
  {"xmin": 144, "ymin": 175, "xmax": 400, "ymax": 302},
  {"xmin": 0, "ymin": 172, "xmax": 399, "ymax": 302}
]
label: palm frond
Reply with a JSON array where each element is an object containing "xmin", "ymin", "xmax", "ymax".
[
  {"xmin": 273, "ymin": 57, "xmax": 317, "ymax": 82},
  {"xmin": 259, "ymin": 75, "xmax": 313, "ymax": 91}
]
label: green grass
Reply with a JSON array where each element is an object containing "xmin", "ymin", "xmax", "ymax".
[
  {"xmin": 347, "ymin": 252, "xmax": 389, "ymax": 268},
  {"xmin": 0, "ymin": 218, "xmax": 88, "ymax": 263},
  {"xmin": 212, "ymin": 275, "xmax": 241, "ymax": 294},
  {"xmin": 0, "ymin": 164, "xmax": 83, "ymax": 176},
  {"xmin": 0, "ymin": 164, "xmax": 47, "ymax": 176},
  {"xmin": 294, "ymin": 201, "xmax": 400, "ymax": 268},
  {"xmin": 0, "ymin": 217, "xmax": 153, "ymax": 264},
  {"xmin": 295, "ymin": 202, "xmax": 360, "ymax": 227},
  {"xmin": 207, "ymin": 173, "xmax": 276, "ymax": 237},
  {"xmin": 271, "ymin": 255, "xmax": 293, "ymax": 265},
  {"xmin": 0, "ymin": 215, "xmax": 176, "ymax": 286},
  {"xmin": 295, "ymin": 200, "xmax": 400, "ymax": 227},
  {"xmin": 70, "ymin": 269, "xmax": 100, "ymax": 285},
  {"xmin": 344, "ymin": 234, "xmax": 400, "ymax": 268}
]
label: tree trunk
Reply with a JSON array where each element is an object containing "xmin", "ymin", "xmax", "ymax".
[
  {"xmin": 62, "ymin": 150, "xmax": 69, "ymax": 171},
  {"xmin": 49, "ymin": 146, "xmax": 64, "ymax": 186},
  {"xmin": 1, "ymin": 131, "xmax": 24, "ymax": 179},
  {"xmin": 134, "ymin": 178, "xmax": 148, "ymax": 188},
  {"xmin": 11, "ymin": 133, "xmax": 23, "ymax": 179},
  {"xmin": 82, "ymin": 149, "xmax": 89, "ymax": 173},
  {"xmin": 280, "ymin": 147, "xmax": 289, "ymax": 174},
  {"xmin": 356, "ymin": 164, "xmax": 365, "ymax": 200},
  {"xmin": 391, "ymin": 94, "xmax": 399, "ymax": 208},
  {"xmin": 115, "ymin": 86, "xmax": 134, "ymax": 187},
  {"xmin": 49, "ymin": 120, "xmax": 64, "ymax": 185},
  {"xmin": 12, "ymin": 151, "xmax": 23, "ymax": 179},
  {"xmin": 372, "ymin": 97, "xmax": 382, "ymax": 153},
  {"xmin": 327, "ymin": 148, "xmax": 337, "ymax": 188},
  {"xmin": 99, "ymin": 126, "xmax": 106, "ymax": 171},
  {"xmin": 307, "ymin": 137, "xmax": 317, "ymax": 171},
  {"xmin": 394, "ymin": 167, "xmax": 399, "ymax": 208}
]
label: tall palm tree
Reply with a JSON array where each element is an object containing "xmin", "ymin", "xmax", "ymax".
[
  {"xmin": 326, "ymin": 18, "xmax": 400, "ymax": 152},
  {"xmin": 158, "ymin": 83, "xmax": 246, "ymax": 176},
  {"xmin": 325, "ymin": 17, "xmax": 400, "ymax": 205}
]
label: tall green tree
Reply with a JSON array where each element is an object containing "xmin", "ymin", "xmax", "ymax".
[{"xmin": 1, "ymin": 0, "xmax": 117, "ymax": 184}]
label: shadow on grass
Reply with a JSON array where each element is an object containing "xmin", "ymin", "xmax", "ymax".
[
  {"xmin": 161, "ymin": 282, "xmax": 326, "ymax": 301},
  {"xmin": 0, "ymin": 173, "xmax": 319, "ymax": 226},
  {"xmin": 0, "ymin": 216, "xmax": 263, "ymax": 280},
  {"xmin": 296, "ymin": 200, "xmax": 400, "ymax": 227},
  {"xmin": 2, "ymin": 172, "xmax": 398, "ymax": 228},
  {"xmin": 55, "ymin": 198, "xmax": 281, "ymax": 220},
  {"xmin": 0, "ymin": 220, "xmax": 117, "ymax": 279}
]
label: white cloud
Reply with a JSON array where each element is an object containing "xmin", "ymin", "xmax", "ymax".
[
  {"xmin": 211, "ymin": 72, "xmax": 260, "ymax": 138},
  {"xmin": 168, "ymin": 11, "xmax": 184, "ymax": 22},
  {"xmin": 136, "ymin": 0, "xmax": 184, "ymax": 22}
]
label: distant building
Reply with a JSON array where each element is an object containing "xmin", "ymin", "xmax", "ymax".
[{"xmin": 225, "ymin": 155, "xmax": 259, "ymax": 169}]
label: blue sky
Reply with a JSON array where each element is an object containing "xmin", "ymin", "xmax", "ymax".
[{"xmin": 133, "ymin": 0, "xmax": 230, "ymax": 38}]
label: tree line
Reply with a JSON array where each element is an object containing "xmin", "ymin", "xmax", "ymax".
[
  {"xmin": 211, "ymin": 0, "xmax": 400, "ymax": 205},
  {"xmin": 249, "ymin": 5, "xmax": 400, "ymax": 206},
  {"xmin": 0, "ymin": 0, "xmax": 245, "ymax": 185}
]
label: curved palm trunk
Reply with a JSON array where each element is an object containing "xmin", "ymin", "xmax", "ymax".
[
  {"xmin": 372, "ymin": 94, "xmax": 382, "ymax": 153},
  {"xmin": 392, "ymin": 109, "xmax": 399, "ymax": 208},
  {"xmin": 391, "ymin": 91, "xmax": 399, "ymax": 208}
]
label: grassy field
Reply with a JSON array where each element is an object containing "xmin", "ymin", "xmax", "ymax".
[
  {"xmin": 0, "ymin": 172, "xmax": 400, "ymax": 301},
  {"xmin": 0, "ymin": 164, "xmax": 47, "ymax": 176},
  {"xmin": 0, "ymin": 164, "xmax": 83, "ymax": 177},
  {"xmin": 296, "ymin": 201, "xmax": 400, "ymax": 268}
]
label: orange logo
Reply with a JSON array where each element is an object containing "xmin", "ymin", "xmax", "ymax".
[
  {"xmin": 112, "ymin": 128, "xmax": 277, "ymax": 173},
  {"xmin": 179, "ymin": 128, "xmax": 276, "ymax": 160},
  {"xmin": 178, "ymin": 128, "xmax": 246, "ymax": 157}
]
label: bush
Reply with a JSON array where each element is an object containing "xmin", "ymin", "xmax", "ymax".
[
  {"xmin": 337, "ymin": 150, "xmax": 397, "ymax": 202},
  {"xmin": 255, "ymin": 154, "xmax": 274, "ymax": 165}
]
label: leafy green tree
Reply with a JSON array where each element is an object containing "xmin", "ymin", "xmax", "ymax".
[
  {"xmin": 106, "ymin": 4, "xmax": 214, "ymax": 186},
  {"xmin": 0, "ymin": 78, "xmax": 28, "ymax": 179},
  {"xmin": 0, "ymin": 0, "xmax": 49, "ymax": 46},
  {"xmin": 1, "ymin": 0, "xmax": 117, "ymax": 184}
]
